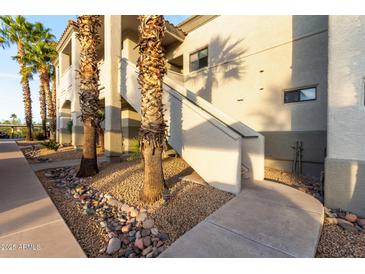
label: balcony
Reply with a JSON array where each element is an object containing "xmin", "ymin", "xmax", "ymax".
[{"xmin": 59, "ymin": 66, "xmax": 73, "ymax": 101}]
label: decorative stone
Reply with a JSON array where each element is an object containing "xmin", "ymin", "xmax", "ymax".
[
  {"xmin": 122, "ymin": 237, "xmax": 130, "ymax": 245},
  {"xmin": 100, "ymin": 221, "xmax": 107, "ymax": 228},
  {"xmin": 121, "ymin": 225, "xmax": 130, "ymax": 233},
  {"xmin": 345, "ymin": 213, "xmax": 357, "ymax": 223},
  {"xmin": 85, "ymin": 208, "xmax": 96, "ymax": 216},
  {"xmin": 146, "ymin": 251, "xmax": 154, "ymax": 258},
  {"xmin": 142, "ymin": 246, "xmax": 153, "ymax": 256},
  {"xmin": 326, "ymin": 217, "xmax": 338, "ymax": 225},
  {"xmin": 159, "ymin": 232, "xmax": 169, "ymax": 241},
  {"xmin": 337, "ymin": 218, "xmax": 353, "ymax": 226},
  {"xmin": 156, "ymin": 241, "xmax": 164, "ymax": 248},
  {"xmin": 151, "ymin": 228, "xmax": 159, "ymax": 236},
  {"xmin": 339, "ymin": 222, "xmax": 359, "ymax": 233},
  {"xmin": 136, "ymin": 231, "xmax": 141, "ymax": 239},
  {"xmin": 120, "ymin": 204, "xmax": 130, "ymax": 212},
  {"xmin": 107, "ymin": 198, "xmax": 118, "ymax": 207},
  {"xmin": 357, "ymin": 219, "xmax": 365, "ymax": 228},
  {"xmin": 143, "ymin": 236, "xmax": 152, "ymax": 247},
  {"xmin": 134, "ymin": 238, "xmax": 144, "ymax": 250},
  {"xmin": 106, "ymin": 238, "xmax": 121, "ymax": 255},
  {"xmin": 130, "ymin": 208, "xmax": 139, "ymax": 218},
  {"xmin": 141, "ymin": 229, "xmax": 151, "ymax": 237},
  {"xmin": 143, "ymin": 219, "xmax": 154, "ymax": 229},
  {"xmin": 128, "ymin": 230, "xmax": 136, "ymax": 237},
  {"xmin": 136, "ymin": 212, "xmax": 147, "ymax": 222}
]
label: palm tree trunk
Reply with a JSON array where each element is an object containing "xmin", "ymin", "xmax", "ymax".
[
  {"xmin": 137, "ymin": 15, "xmax": 167, "ymax": 202},
  {"xmin": 77, "ymin": 118, "xmax": 98, "ymax": 176},
  {"xmin": 18, "ymin": 44, "xmax": 33, "ymax": 141},
  {"xmin": 39, "ymin": 83, "xmax": 47, "ymax": 137},
  {"xmin": 40, "ymin": 69, "xmax": 56, "ymax": 141},
  {"xmin": 51, "ymin": 73, "xmax": 57, "ymax": 140},
  {"xmin": 72, "ymin": 15, "xmax": 101, "ymax": 177}
]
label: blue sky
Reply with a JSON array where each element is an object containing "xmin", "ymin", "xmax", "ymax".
[{"xmin": 0, "ymin": 15, "xmax": 188, "ymax": 122}]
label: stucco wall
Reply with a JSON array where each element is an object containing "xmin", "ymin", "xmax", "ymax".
[
  {"xmin": 327, "ymin": 16, "xmax": 365, "ymax": 161},
  {"xmin": 167, "ymin": 15, "xmax": 328, "ymax": 133},
  {"xmin": 166, "ymin": 15, "xmax": 329, "ymax": 176},
  {"xmin": 325, "ymin": 16, "xmax": 365, "ymax": 216}
]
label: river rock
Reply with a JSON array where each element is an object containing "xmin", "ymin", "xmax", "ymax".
[
  {"xmin": 358, "ymin": 219, "xmax": 365, "ymax": 228},
  {"xmin": 345, "ymin": 213, "xmax": 357, "ymax": 223},
  {"xmin": 106, "ymin": 238, "xmax": 121, "ymax": 254},
  {"xmin": 143, "ymin": 236, "xmax": 152, "ymax": 247},
  {"xmin": 134, "ymin": 238, "xmax": 144, "ymax": 250},
  {"xmin": 142, "ymin": 246, "xmax": 153, "ymax": 256},
  {"xmin": 136, "ymin": 212, "xmax": 147, "ymax": 222},
  {"xmin": 143, "ymin": 219, "xmax": 154, "ymax": 229},
  {"xmin": 130, "ymin": 208, "xmax": 139, "ymax": 218}
]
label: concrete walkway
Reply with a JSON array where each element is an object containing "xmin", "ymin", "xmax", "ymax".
[
  {"xmin": 0, "ymin": 140, "xmax": 85, "ymax": 258},
  {"xmin": 160, "ymin": 180, "xmax": 324, "ymax": 258},
  {"xmin": 30, "ymin": 156, "xmax": 107, "ymax": 172}
]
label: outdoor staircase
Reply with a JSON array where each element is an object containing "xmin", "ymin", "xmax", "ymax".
[{"xmin": 120, "ymin": 58, "xmax": 264, "ymax": 194}]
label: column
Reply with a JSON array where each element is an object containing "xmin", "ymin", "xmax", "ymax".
[
  {"xmin": 70, "ymin": 32, "xmax": 83, "ymax": 149},
  {"xmin": 104, "ymin": 15, "xmax": 123, "ymax": 161}
]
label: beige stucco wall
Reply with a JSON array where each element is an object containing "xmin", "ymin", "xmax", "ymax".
[
  {"xmin": 325, "ymin": 16, "xmax": 365, "ymax": 216},
  {"xmin": 168, "ymin": 15, "xmax": 328, "ymax": 132}
]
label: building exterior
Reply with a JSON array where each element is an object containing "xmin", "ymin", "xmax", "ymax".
[{"xmin": 54, "ymin": 15, "xmax": 365, "ymax": 216}]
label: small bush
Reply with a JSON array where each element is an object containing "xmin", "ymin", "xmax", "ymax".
[
  {"xmin": 41, "ymin": 140, "xmax": 60, "ymax": 151},
  {"xmin": 34, "ymin": 132, "xmax": 47, "ymax": 140}
]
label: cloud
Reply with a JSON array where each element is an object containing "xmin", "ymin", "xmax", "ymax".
[{"xmin": 0, "ymin": 72, "xmax": 20, "ymax": 79}]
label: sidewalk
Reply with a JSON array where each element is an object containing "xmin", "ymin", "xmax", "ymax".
[
  {"xmin": 160, "ymin": 180, "xmax": 324, "ymax": 258},
  {"xmin": 0, "ymin": 140, "xmax": 85, "ymax": 258}
]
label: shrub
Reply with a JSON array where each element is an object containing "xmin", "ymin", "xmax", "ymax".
[
  {"xmin": 41, "ymin": 140, "xmax": 60, "ymax": 151},
  {"xmin": 34, "ymin": 132, "xmax": 47, "ymax": 140},
  {"xmin": 67, "ymin": 120, "xmax": 73, "ymax": 133}
]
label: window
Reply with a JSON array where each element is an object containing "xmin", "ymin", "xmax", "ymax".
[
  {"xmin": 284, "ymin": 87, "xmax": 317, "ymax": 103},
  {"xmin": 190, "ymin": 47, "xmax": 208, "ymax": 72}
]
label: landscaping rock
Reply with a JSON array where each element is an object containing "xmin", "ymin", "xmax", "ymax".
[
  {"xmin": 130, "ymin": 208, "xmax": 139, "ymax": 218},
  {"xmin": 143, "ymin": 236, "xmax": 152, "ymax": 247},
  {"xmin": 159, "ymin": 232, "xmax": 169, "ymax": 241},
  {"xmin": 141, "ymin": 229, "xmax": 151, "ymax": 237},
  {"xmin": 142, "ymin": 246, "xmax": 153, "ymax": 256},
  {"xmin": 345, "ymin": 213, "xmax": 358, "ymax": 223},
  {"xmin": 143, "ymin": 219, "xmax": 154, "ymax": 229},
  {"xmin": 358, "ymin": 219, "xmax": 365, "ymax": 228},
  {"xmin": 151, "ymin": 227, "xmax": 159, "ymax": 236},
  {"xmin": 106, "ymin": 238, "xmax": 121, "ymax": 255},
  {"xmin": 120, "ymin": 204, "xmax": 130, "ymax": 212},
  {"xmin": 326, "ymin": 217, "xmax": 338, "ymax": 225},
  {"xmin": 121, "ymin": 225, "xmax": 130, "ymax": 233},
  {"xmin": 134, "ymin": 238, "xmax": 144, "ymax": 250},
  {"xmin": 338, "ymin": 222, "xmax": 359, "ymax": 233},
  {"xmin": 136, "ymin": 212, "xmax": 147, "ymax": 222},
  {"xmin": 107, "ymin": 198, "xmax": 118, "ymax": 207}
]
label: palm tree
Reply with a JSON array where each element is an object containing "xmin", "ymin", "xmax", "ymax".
[
  {"xmin": 71, "ymin": 16, "xmax": 101, "ymax": 177},
  {"xmin": 96, "ymin": 109, "xmax": 105, "ymax": 152},
  {"xmin": 137, "ymin": 15, "xmax": 167, "ymax": 202},
  {"xmin": 50, "ymin": 60, "xmax": 57, "ymax": 139},
  {"xmin": 39, "ymin": 82, "xmax": 47, "ymax": 137},
  {"xmin": 0, "ymin": 16, "xmax": 34, "ymax": 141},
  {"xmin": 25, "ymin": 23, "xmax": 57, "ymax": 140}
]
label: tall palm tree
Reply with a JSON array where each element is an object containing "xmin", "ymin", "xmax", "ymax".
[
  {"xmin": 50, "ymin": 61, "xmax": 57, "ymax": 139},
  {"xmin": 71, "ymin": 16, "xmax": 101, "ymax": 177},
  {"xmin": 137, "ymin": 15, "xmax": 167, "ymax": 202},
  {"xmin": 24, "ymin": 24, "xmax": 57, "ymax": 140},
  {"xmin": 39, "ymin": 82, "xmax": 47, "ymax": 137},
  {"xmin": 0, "ymin": 16, "xmax": 34, "ymax": 141}
]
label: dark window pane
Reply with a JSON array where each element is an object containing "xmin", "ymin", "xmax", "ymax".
[
  {"xmin": 300, "ymin": 87, "xmax": 316, "ymax": 101},
  {"xmin": 190, "ymin": 48, "xmax": 208, "ymax": 72},
  {"xmin": 284, "ymin": 91, "xmax": 299, "ymax": 103},
  {"xmin": 199, "ymin": 56, "xmax": 208, "ymax": 69}
]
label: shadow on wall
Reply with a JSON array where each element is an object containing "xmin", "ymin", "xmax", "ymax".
[{"xmin": 185, "ymin": 36, "xmax": 247, "ymax": 103}]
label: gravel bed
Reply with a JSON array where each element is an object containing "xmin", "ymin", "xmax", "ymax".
[
  {"xmin": 36, "ymin": 170, "xmax": 108, "ymax": 257},
  {"xmin": 35, "ymin": 156, "xmax": 233, "ymax": 257},
  {"xmin": 22, "ymin": 146, "xmax": 104, "ymax": 164}
]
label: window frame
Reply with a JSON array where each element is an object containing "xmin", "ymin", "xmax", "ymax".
[
  {"xmin": 189, "ymin": 46, "xmax": 209, "ymax": 73},
  {"xmin": 283, "ymin": 85, "xmax": 318, "ymax": 104}
]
